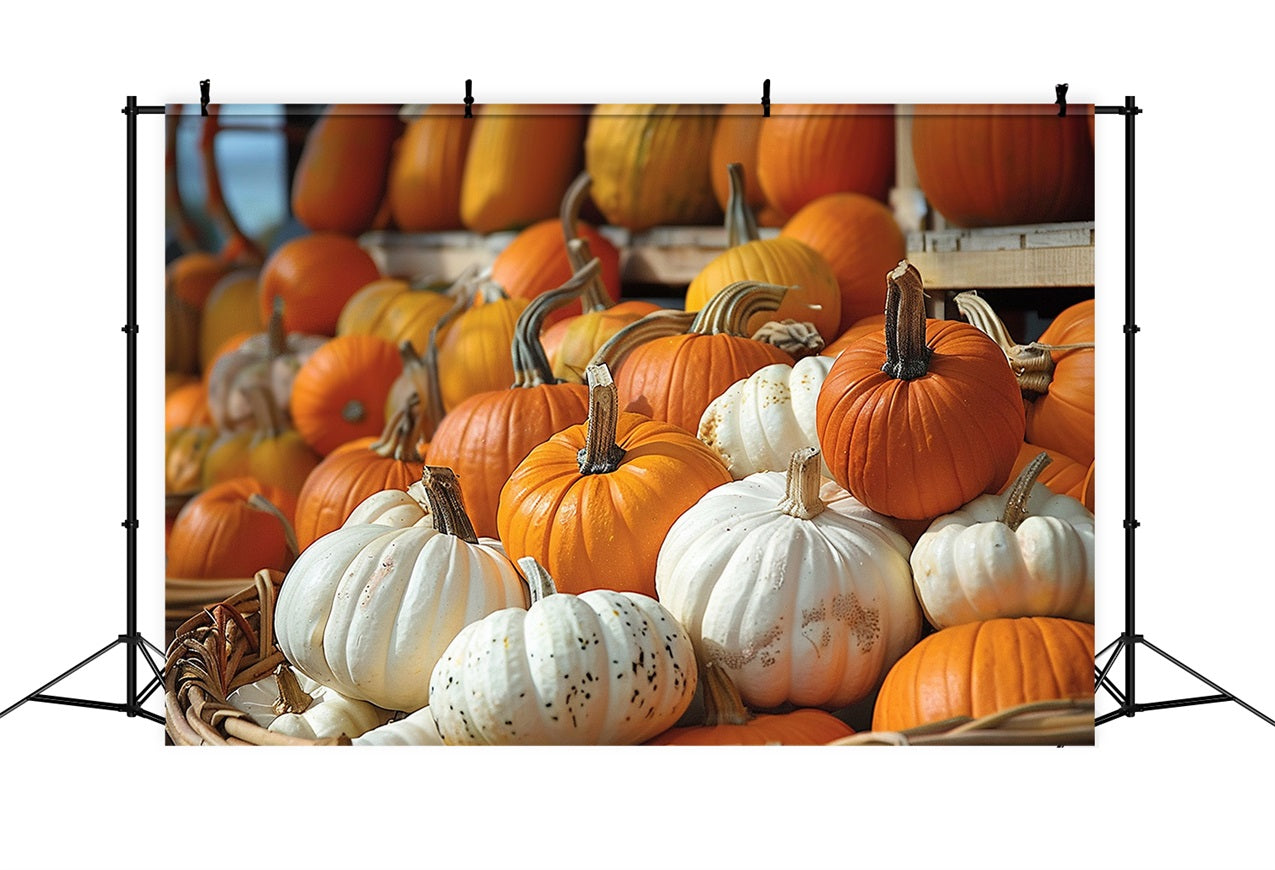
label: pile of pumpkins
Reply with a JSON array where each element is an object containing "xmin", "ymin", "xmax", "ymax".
[{"xmin": 165, "ymin": 102, "xmax": 1096, "ymax": 745}]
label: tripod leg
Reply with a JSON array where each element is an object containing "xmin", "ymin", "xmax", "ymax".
[
  {"xmin": 1094, "ymin": 637, "xmax": 1127, "ymax": 707},
  {"xmin": 0, "ymin": 638, "xmax": 124, "ymax": 719},
  {"xmin": 1139, "ymin": 639, "xmax": 1275, "ymax": 728}
]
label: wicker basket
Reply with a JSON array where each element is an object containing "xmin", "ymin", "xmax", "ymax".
[
  {"xmin": 829, "ymin": 699, "xmax": 1095, "ymax": 746},
  {"xmin": 164, "ymin": 569, "xmax": 349, "ymax": 746}
]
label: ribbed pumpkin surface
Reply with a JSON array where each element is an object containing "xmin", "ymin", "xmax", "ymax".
[{"xmin": 1026, "ymin": 299, "xmax": 1095, "ymax": 466}]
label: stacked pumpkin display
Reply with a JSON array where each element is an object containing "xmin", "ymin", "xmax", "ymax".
[{"xmin": 165, "ymin": 101, "xmax": 1097, "ymax": 746}]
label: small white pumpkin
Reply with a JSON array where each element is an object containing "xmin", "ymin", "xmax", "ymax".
[
  {"xmin": 226, "ymin": 664, "xmax": 392, "ymax": 739},
  {"xmin": 429, "ymin": 558, "xmax": 698, "ymax": 745},
  {"xmin": 697, "ymin": 356, "xmax": 833, "ymax": 479},
  {"xmin": 655, "ymin": 447, "xmax": 921, "ymax": 710},
  {"xmin": 910, "ymin": 451, "xmax": 1096, "ymax": 628},
  {"xmin": 274, "ymin": 467, "xmax": 528, "ymax": 713},
  {"xmin": 353, "ymin": 706, "xmax": 446, "ymax": 746}
]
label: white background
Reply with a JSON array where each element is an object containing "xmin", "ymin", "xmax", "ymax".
[{"xmin": 1, "ymin": 3, "xmax": 1272, "ymax": 869}]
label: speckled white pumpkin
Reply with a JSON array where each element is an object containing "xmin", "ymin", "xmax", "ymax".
[
  {"xmin": 353, "ymin": 706, "xmax": 446, "ymax": 746},
  {"xmin": 429, "ymin": 558, "xmax": 698, "ymax": 745},
  {"xmin": 226, "ymin": 667, "xmax": 392, "ymax": 739},
  {"xmin": 655, "ymin": 447, "xmax": 921, "ymax": 710},
  {"xmin": 274, "ymin": 468, "xmax": 528, "ymax": 713},
  {"xmin": 910, "ymin": 452, "xmax": 1095, "ymax": 629},
  {"xmin": 697, "ymin": 356, "xmax": 833, "ymax": 479}
]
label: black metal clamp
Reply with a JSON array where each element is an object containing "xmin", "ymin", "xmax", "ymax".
[
  {"xmin": 464, "ymin": 79, "xmax": 474, "ymax": 118},
  {"xmin": 1055, "ymin": 83, "xmax": 1068, "ymax": 116},
  {"xmin": 200, "ymin": 79, "xmax": 211, "ymax": 116},
  {"xmin": 761, "ymin": 79, "xmax": 770, "ymax": 117}
]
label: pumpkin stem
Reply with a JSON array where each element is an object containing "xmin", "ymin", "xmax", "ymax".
[
  {"xmin": 881, "ymin": 261, "xmax": 932, "ymax": 381},
  {"xmin": 1002, "ymin": 451, "xmax": 1052, "ymax": 531},
  {"xmin": 243, "ymin": 384, "xmax": 284, "ymax": 439},
  {"xmin": 246, "ymin": 492, "xmax": 299, "ymax": 559},
  {"xmin": 724, "ymin": 162, "xmax": 760, "ymax": 248},
  {"xmin": 589, "ymin": 309, "xmax": 697, "ymax": 372},
  {"xmin": 567, "ymin": 237, "xmax": 612, "ymax": 314},
  {"xmin": 777, "ymin": 447, "xmax": 827, "ymax": 520},
  {"xmin": 511, "ymin": 258, "xmax": 602, "ymax": 388},
  {"xmin": 371, "ymin": 393, "xmax": 426, "ymax": 462},
  {"xmin": 691, "ymin": 281, "xmax": 791, "ymax": 336},
  {"xmin": 516, "ymin": 557, "xmax": 558, "ymax": 605},
  {"xmin": 577, "ymin": 364, "xmax": 627, "ymax": 475},
  {"xmin": 397, "ymin": 340, "xmax": 442, "ymax": 441},
  {"xmin": 272, "ymin": 663, "xmax": 313, "ymax": 716},
  {"xmin": 420, "ymin": 466, "xmax": 480, "ymax": 545},
  {"xmin": 751, "ymin": 320, "xmax": 825, "ymax": 358},
  {"xmin": 267, "ymin": 296, "xmax": 287, "ymax": 359},
  {"xmin": 953, "ymin": 292, "xmax": 1094, "ymax": 397},
  {"xmin": 700, "ymin": 661, "xmax": 753, "ymax": 727}
]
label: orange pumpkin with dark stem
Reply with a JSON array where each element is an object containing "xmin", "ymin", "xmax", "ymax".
[
  {"xmin": 1001, "ymin": 442, "xmax": 1094, "ymax": 511},
  {"xmin": 781, "ymin": 192, "xmax": 907, "ymax": 332},
  {"xmin": 599, "ymin": 281, "xmax": 794, "ymax": 435},
  {"xmin": 291, "ymin": 396, "xmax": 429, "ymax": 549},
  {"xmin": 816, "ymin": 262, "xmax": 1025, "ymax": 520},
  {"xmin": 756, "ymin": 104, "xmax": 895, "ymax": 219},
  {"xmin": 871, "ymin": 616, "xmax": 1094, "ymax": 732},
  {"xmin": 291, "ymin": 104, "xmax": 402, "ymax": 236},
  {"xmin": 167, "ymin": 478, "xmax": 297, "ymax": 579},
  {"xmin": 911, "ymin": 104, "xmax": 1094, "ymax": 227},
  {"xmin": 647, "ymin": 662, "xmax": 854, "ymax": 746},
  {"xmin": 424, "ymin": 264, "xmax": 599, "ymax": 537},
  {"xmin": 388, "ymin": 104, "xmax": 473, "ymax": 232},
  {"xmin": 259, "ymin": 233, "xmax": 382, "ymax": 336},
  {"xmin": 497, "ymin": 364, "xmax": 730, "ymax": 599},
  {"xmin": 289, "ymin": 333, "xmax": 402, "ymax": 456}
]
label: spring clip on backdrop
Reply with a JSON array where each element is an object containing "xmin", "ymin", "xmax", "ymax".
[{"xmin": 2, "ymin": 90, "xmax": 1272, "ymax": 733}]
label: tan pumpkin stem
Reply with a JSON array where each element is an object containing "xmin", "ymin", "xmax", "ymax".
[
  {"xmin": 568, "ymin": 237, "xmax": 611, "ymax": 314},
  {"xmin": 777, "ymin": 447, "xmax": 827, "ymax": 520},
  {"xmin": 511, "ymin": 258, "xmax": 602, "ymax": 388},
  {"xmin": 371, "ymin": 394, "xmax": 426, "ymax": 462},
  {"xmin": 246, "ymin": 492, "xmax": 299, "ymax": 558},
  {"xmin": 882, "ymin": 261, "xmax": 932, "ymax": 381},
  {"xmin": 953, "ymin": 292, "xmax": 1095, "ymax": 397},
  {"xmin": 420, "ymin": 466, "xmax": 479, "ymax": 544},
  {"xmin": 751, "ymin": 320, "xmax": 825, "ymax": 358},
  {"xmin": 272, "ymin": 663, "xmax": 313, "ymax": 716},
  {"xmin": 578, "ymin": 364, "xmax": 627, "ymax": 475},
  {"xmin": 243, "ymin": 385, "xmax": 284, "ymax": 439},
  {"xmin": 397, "ymin": 340, "xmax": 442, "ymax": 441},
  {"xmin": 700, "ymin": 662, "xmax": 753, "ymax": 727},
  {"xmin": 589, "ymin": 309, "xmax": 697, "ymax": 371},
  {"xmin": 724, "ymin": 162, "xmax": 760, "ymax": 248},
  {"xmin": 267, "ymin": 297, "xmax": 287, "ymax": 359},
  {"xmin": 692, "ymin": 281, "xmax": 791, "ymax": 336},
  {"xmin": 1002, "ymin": 451, "xmax": 1052, "ymax": 531},
  {"xmin": 516, "ymin": 557, "xmax": 558, "ymax": 605}
]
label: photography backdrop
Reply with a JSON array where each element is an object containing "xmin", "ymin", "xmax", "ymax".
[{"xmin": 163, "ymin": 102, "xmax": 1097, "ymax": 746}]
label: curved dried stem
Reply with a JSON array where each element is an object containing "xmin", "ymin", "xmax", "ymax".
[
  {"xmin": 724, "ymin": 162, "xmax": 760, "ymax": 248},
  {"xmin": 589, "ymin": 309, "xmax": 697, "ymax": 371},
  {"xmin": 692, "ymin": 281, "xmax": 790, "ymax": 336},
  {"xmin": 512, "ymin": 258, "xmax": 602, "ymax": 388},
  {"xmin": 1002, "ymin": 451, "xmax": 1051, "ymax": 531},
  {"xmin": 517, "ymin": 557, "xmax": 559, "ymax": 605},
  {"xmin": 420, "ymin": 466, "xmax": 479, "ymax": 545}
]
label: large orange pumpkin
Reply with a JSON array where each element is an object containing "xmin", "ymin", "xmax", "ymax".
[
  {"xmin": 756, "ymin": 104, "xmax": 895, "ymax": 219},
  {"xmin": 289, "ymin": 333, "xmax": 402, "ymax": 456},
  {"xmin": 460, "ymin": 105, "xmax": 586, "ymax": 233},
  {"xmin": 911, "ymin": 104, "xmax": 1094, "ymax": 227},
  {"xmin": 291, "ymin": 104, "xmax": 402, "ymax": 236},
  {"xmin": 871, "ymin": 616, "xmax": 1094, "ymax": 731},
  {"xmin": 816, "ymin": 262, "xmax": 1026, "ymax": 519},
  {"xmin": 167, "ymin": 478, "xmax": 297, "ymax": 579},
  {"xmin": 497, "ymin": 364, "xmax": 731, "ymax": 599},
  {"xmin": 781, "ymin": 192, "xmax": 907, "ymax": 332},
  {"xmin": 387, "ymin": 105, "xmax": 473, "ymax": 232},
  {"xmin": 259, "ymin": 233, "xmax": 382, "ymax": 336}
]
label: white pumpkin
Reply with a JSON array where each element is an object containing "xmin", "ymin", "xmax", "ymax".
[
  {"xmin": 697, "ymin": 356, "xmax": 833, "ymax": 479},
  {"xmin": 226, "ymin": 665, "xmax": 392, "ymax": 739},
  {"xmin": 429, "ymin": 558, "xmax": 698, "ymax": 745},
  {"xmin": 910, "ymin": 451, "xmax": 1096, "ymax": 629},
  {"xmin": 655, "ymin": 447, "xmax": 921, "ymax": 710},
  {"xmin": 344, "ymin": 479, "xmax": 432, "ymax": 529},
  {"xmin": 274, "ymin": 467, "xmax": 528, "ymax": 713},
  {"xmin": 353, "ymin": 706, "xmax": 446, "ymax": 746}
]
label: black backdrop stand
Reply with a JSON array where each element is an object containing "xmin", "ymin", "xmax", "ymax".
[
  {"xmin": 1094, "ymin": 96, "xmax": 1273, "ymax": 728},
  {"xmin": 0, "ymin": 96, "xmax": 166, "ymax": 726}
]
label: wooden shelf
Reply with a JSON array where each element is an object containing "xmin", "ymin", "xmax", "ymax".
[{"xmin": 905, "ymin": 221, "xmax": 1095, "ymax": 289}]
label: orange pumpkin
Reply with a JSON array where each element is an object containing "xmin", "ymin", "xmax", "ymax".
[
  {"xmin": 647, "ymin": 663, "xmax": 854, "ymax": 746},
  {"xmin": 165, "ymin": 381, "xmax": 211, "ymax": 431},
  {"xmin": 821, "ymin": 315, "xmax": 888, "ymax": 358},
  {"xmin": 291, "ymin": 104, "xmax": 402, "ymax": 236},
  {"xmin": 259, "ymin": 233, "xmax": 382, "ymax": 336},
  {"xmin": 289, "ymin": 334, "xmax": 402, "ymax": 456},
  {"xmin": 165, "ymin": 426, "xmax": 215, "ymax": 494},
  {"xmin": 1001, "ymin": 442, "xmax": 1093, "ymax": 511},
  {"xmin": 708, "ymin": 106, "xmax": 781, "ymax": 224},
  {"xmin": 685, "ymin": 163, "xmax": 841, "ymax": 340},
  {"xmin": 816, "ymin": 263, "xmax": 1025, "ymax": 519},
  {"xmin": 387, "ymin": 105, "xmax": 474, "ymax": 232},
  {"xmin": 756, "ymin": 104, "xmax": 895, "ymax": 219},
  {"xmin": 781, "ymin": 192, "xmax": 907, "ymax": 332},
  {"xmin": 497, "ymin": 364, "xmax": 730, "ymax": 599},
  {"xmin": 167, "ymin": 478, "xmax": 297, "ymax": 579},
  {"xmin": 871, "ymin": 616, "xmax": 1094, "ymax": 731},
  {"xmin": 460, "ymin": 105, "xmax": 586, "ymax": 233},
  {"xmin": 167, "ymin": 251, "xmax": 234, "ymax": 310}
]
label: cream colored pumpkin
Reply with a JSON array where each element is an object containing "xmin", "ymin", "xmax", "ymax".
[
  {"xmin": 343, "ymin": 480, "xmax": 432, "ymax": 529},
  {"xmin": 353, "ymin": 706, "xmax": 446, "ymax": 746},
  {"xmin": 698, "ymin": 355, "xmax": 833, "ymax": 479},
  {"xmin": 226, "ymin": 666, "xmax": 392, "ymax": 739},
  {"xmin": 429, "ymin": 558, "xmax": 698, "ymax": 745},
  {"xmin": 910, "ymin": 452, "xmax": 1095, "ymax": 628},
  {"xmin": 655, "ymin": 447, "xmax": 921, "ymax": 710},
  {"xmin": 274, "ymin": 468, "xmax": 528, "ymax": 712}
]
